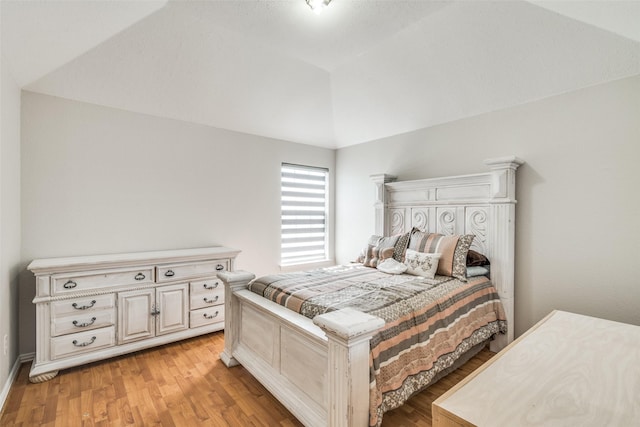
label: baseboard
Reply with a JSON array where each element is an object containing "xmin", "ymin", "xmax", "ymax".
[
  {"xmin": 19, "ymin": 352, "xmax": 35, "ymax": 363},
  {"xmin": 0, "ymin": 353, "xmax": 34, "ymax": 415}
]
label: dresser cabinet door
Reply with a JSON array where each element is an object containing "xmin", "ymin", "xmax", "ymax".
[
  {"xmin": 156, "ymin": 283, "xmax": 189, "ymax": 336},
  {"xmin": 118, "ymin": 289, "xmax": 155, "ymax": 344}
]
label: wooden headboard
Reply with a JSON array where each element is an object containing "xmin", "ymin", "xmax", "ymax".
[{"xmin": 371, "ymin": 156, "xmax": 524, "ymax": 347}]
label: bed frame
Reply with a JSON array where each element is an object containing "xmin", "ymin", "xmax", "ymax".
[{"xmin": 218, "ymin": 156, "xmax": 523, "ymax": 427}]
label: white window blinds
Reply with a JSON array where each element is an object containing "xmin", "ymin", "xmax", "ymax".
[{"xmin": 281, "ymin": 164, "xmax": 329, "ymax": 265}]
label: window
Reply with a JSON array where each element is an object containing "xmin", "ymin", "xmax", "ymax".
[{"xmin": 281, "ymin": 164, "xmax": 329, "ymax": 266}]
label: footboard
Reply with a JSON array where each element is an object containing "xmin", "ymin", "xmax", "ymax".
[{"xmin": 218, "ymin": 271, "xmax": 384, "ymax": 427}]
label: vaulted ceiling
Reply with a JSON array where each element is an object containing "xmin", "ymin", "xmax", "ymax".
[{"xmin": 2, "ymin": 0, "xmax": 639, "ymax": 149}]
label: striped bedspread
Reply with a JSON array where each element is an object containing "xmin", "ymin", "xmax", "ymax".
[{"xmin": 249, "ymin": 265, "xmax": 506, "ymax": 427}]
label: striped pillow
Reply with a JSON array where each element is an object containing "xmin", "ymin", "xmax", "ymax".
[
  {"xmin": 355, "ymin": 235, "xmax": 383, "ymax": 263},
  {"xmin": 363, "ymin": 245, "xmax": 395, "ymax": 268},
  {"xmin": 407, "ymin": 231, "xmax": 475, "ymax": 280},
  {"xmin": 358, "ymin": 235, "xmax": 399, "ymax": 267}
]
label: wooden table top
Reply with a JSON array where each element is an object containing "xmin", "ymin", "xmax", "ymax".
[{"xmin": 433, "ymin": 310, "xmax": 640, "ymax": 426}]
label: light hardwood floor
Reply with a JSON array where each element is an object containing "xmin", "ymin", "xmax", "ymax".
[{"xmin": 0, "ymin": 332, "xmax": 493, "ymax": 426}]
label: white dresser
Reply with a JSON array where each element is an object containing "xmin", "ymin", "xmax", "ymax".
[{"xmin": 27, "ymin": 246, "xmax": 240, "ymax": 382}]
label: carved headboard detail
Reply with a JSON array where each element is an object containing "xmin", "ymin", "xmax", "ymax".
[{"xmin": 371, "ymin": 156, "xmax": 524, "ymax": 346}]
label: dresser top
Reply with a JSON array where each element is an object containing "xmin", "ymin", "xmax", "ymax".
[
  {"xmin": 28, "ymin": 246, "xmax": 241, "ymax": 275},
  {"xmin": 435, "ymin": 310, "xmax": 640, "ymax": 426}
]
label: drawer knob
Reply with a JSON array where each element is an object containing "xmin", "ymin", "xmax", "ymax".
[
  {"xmin": 204, "ymin": 311, "xmax": 219, "ymax": 320},
  {"xmin": 135, "ymin": 273, "xmax": 146, "ymax": 281},
  {"xmin": 73, "ymin": 317, "xmax": 97, "ymax": 328},
  {"xmin": 63, "ymin": 280, "xmax": 78, "ymax": 289},
  {"xmin": 72, "ymin": 336, "xmax": 96, "ymax": 347},
  {"xmin": 164, "ymin": 270, "xmax": 175, "ymax": 277},
  {"xmin": 216, "ymin": 264, "xmax": 224, "ymax": 271},
  {"xmin": 203, "ymin": 282, "xmax": 219, "ymax": 290},
  {"xmin": 150, "ymin": 304, "xmax": 161, "ymax": 316},
  {"xmin": 204, "ymin": 296, "xmax": 219, "ymax": 304},
  {"xmin": 72, "ymin": 300, "xmax": 96, "ymax": 310}
]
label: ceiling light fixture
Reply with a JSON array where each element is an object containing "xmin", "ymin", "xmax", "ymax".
[{"xmin": 306, "ymin": 0, "xmax": 332, "ymax": 15}]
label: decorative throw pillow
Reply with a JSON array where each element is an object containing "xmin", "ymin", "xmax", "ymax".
[
  {"xmin": 407, "ymin": 230, "xmax": 475, "ymax": 280},
  {"xmin": 363, "ymin": 245, "xmax": 395, "ymax": 268},
  {"xmin": 403, "ymin": 249, "xmax": 441, "ymax": 279},
  {"xmin": 362, "ymin": 235, "xmax": 399, "ymax": 268},
  {"xmin": 355, "ymin": 235, "xmax": 383, "ymax": 263},
  {"xmin": 377, "ymin": 234, "xmax": 400, "ymax": 249},
  {"xmin": 376, "ymin": 258, "xmax": 408, "ymax": 275},
  {"xmin": 467, "ymin": 249, "xmax": 490, "ymax": 266},
  {"xmin": 392, "ymin": 230, "xmax": 412, "ymax": 262}
]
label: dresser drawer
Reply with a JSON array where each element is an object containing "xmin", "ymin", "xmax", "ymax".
[
  {"xmin": 51, "ymin": 308, "xmax": 116, "ymax": 337},
  {"xmin": 189, "ymin": 278, "xmax": 222, "ymax": 295},
  {"xmin": 50, "ymin": 326, "xmax": 116, "ymax": 360},
  {"xmin": 190, "ymin": 306, "xmax": 224, "ymax": 328},
  {"xmin": 51, "ymin": 294, "xmax": 115, "ymax": 317},
  {"xmin": 52, "ymin": 268, "xmax": 154, "ymax": 295},
  {"xmin": 190, "ymin": 288, "xmax": 224, "ymax": 310},
  {"xmin": 157, "ymin": 260, "xmax": 228, "ymax": 283}
]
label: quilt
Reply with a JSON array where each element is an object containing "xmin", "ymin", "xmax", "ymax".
[{"xmin": 249, "ymin": 265, "xmax": 506, "ymax": 426}]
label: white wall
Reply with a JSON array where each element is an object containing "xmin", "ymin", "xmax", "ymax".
[
  {"xmin": 335, "ymin": 75, "xmax": 640, "ymax": 337},
  {"xmin": 19, "ymin": 92, "xmax": 335, "ymax": 354},
  {"xmin": 0, "ymin": 47, "xmax": 22, "ymax": 400},
  {"xmin": 16, "ymin": 75, "xmax": 640, "ymax": 354}
]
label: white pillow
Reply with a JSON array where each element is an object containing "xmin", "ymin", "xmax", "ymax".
[
  {"xmin": 376, "ymin": 258, "xmax": 408, "ymax": 275},
  {"xmin": 403, "ymin": 249, "xmax": 441, "ymax": 279},
  {"xmin": 466, "ymin": 265, "xmax": 490, "ymax": 277}
]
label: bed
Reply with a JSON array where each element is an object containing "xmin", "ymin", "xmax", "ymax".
[{"xmin": 218, "ymin": 156, "xmax": 524, "ymax": 427}]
